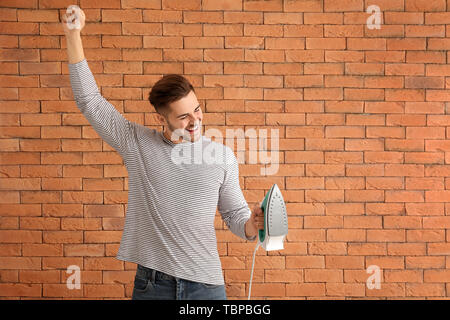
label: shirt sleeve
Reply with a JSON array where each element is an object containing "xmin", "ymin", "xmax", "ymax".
[
  {"xmin": 217, "ymin": 147, "xmax": 256, "ymax": 241},
  {"xmin": 68, "ymin": 59, "xmax": 136, "ymax": 159}
]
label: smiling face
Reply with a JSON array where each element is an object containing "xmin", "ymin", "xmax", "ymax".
[{"xmin": 156, "ymin": 90, "xmax": 203, "ymax": 144}]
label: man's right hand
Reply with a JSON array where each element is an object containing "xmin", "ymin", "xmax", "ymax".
[{"xmin": 62, "ymin": 6, "xmax": 86, "ymax": 35}]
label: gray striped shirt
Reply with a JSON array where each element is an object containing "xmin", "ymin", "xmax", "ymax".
[{"xmin": 68, "ymin": 59, "xmax": 254, "ymax": 285}]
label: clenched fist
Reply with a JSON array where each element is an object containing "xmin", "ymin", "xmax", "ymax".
[{"xmin": 61, "ymin": 5, "xmax": 86, "ymax": 35}]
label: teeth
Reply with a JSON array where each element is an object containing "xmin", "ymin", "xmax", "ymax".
[{"xmin": 188, "ymin": 124, "xmax": 198, "ymax": 131}]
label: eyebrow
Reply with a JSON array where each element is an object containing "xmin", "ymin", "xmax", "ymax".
[{"xmin": 176, "ymin": 104, "xmax": 201, "ymax": 119}]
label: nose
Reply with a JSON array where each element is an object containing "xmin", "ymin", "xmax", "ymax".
[{"xmin": 189, "ymin": 116, "xmax": 200, "ymax": 124}]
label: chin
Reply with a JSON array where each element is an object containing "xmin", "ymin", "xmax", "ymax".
[{"xmin": 186, "ymin": 133, "xmax": 200, "ymax": 142}]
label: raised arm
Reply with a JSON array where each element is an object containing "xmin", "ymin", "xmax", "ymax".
[
  {"xmin": 62, "ymin": 7, "xmax": 85, "ymax": 64},
  {"xmin": 62, "ymin": 7, "xmax": 136, "ymax": 158}
]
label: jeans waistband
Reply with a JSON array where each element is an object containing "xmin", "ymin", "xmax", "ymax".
[{"xmin": 136, "ymin": 264, "xmax": 177, "ymax": 282}]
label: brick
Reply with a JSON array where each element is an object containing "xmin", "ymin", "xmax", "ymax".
[
  {"xmin": 304, "ymin": 13, "xmax": 342, "ymax": 24},
  {"xmin": 304, "ymin": 63, "xmax": 343, "ymax": 75},
  {"xmin": 18, "ymin": 9, "xmax": 58, "ymax": 22},
  {"xmin": 406, "ymin": 256, "xmax": 445, "ymax": 269},
  {"xmin": 103, "ymin": 36, "xmax": 143, "ymax": 48},
  {"xmin": 366, "ymin": 51, "xmax": 405, "ymax": 63},
  {"xmin": 425, "ymin": 12, "xmax": 450, "ymax": 24},
  {"xmin": 305, "ymin": 269, "xmax": 343, "ymax": 282},
  {"xmin": 284, "ymin": 0, "xmax": 323, "ymax": 12},
  {"xmin": 407, "ymin": 230, "xmax": 445, "ymax": 242},
  {"xmin": 265, "ymin": 269, "xmax": 302, "ymax": 283},
  {"xmin": 308, "ymin": 242, "xmax": 346, "ymax": 255},
  {"xmin": 387, "ymin": 38, "xmax": 426, "ymax": 50},
  {"xmin": 0, "ymin": 204, "xmax": 40, "ymax": 217},
  {"xmin": 244, "ymin": 24, "xmax": 282, "ymax": 37},
  {"xmin": 224, "ymin": 36, "xmax": 261, "ymax": 49},
  {"xmin": 0, "ymin": 22, "xmax": 38, "ymax": 34},
  {"xmin": 183, "ymin": 11, "xmax": 222, "ymax": 24},
  {"xmin": 2, "ymin": 1, "xmax": 450, "ymax": 301},
  {"xmin": 84, "ymin": 231, "xmax": 122, "ymax": 243},
  {"xmin": 284, "ymin": 25, "xmax": 323, "ymax": 37},
  {"xmin": 204, "ymin": 49, "xmax": 244, "ymax": 61},
  {"xmin": 388, "ymin": 242, "xmax": 426, "ymax": 256},
  {"xmin": 103, "ymin": 61, "xmax": 142, "ymax": 74},
  {"xmin": 306, "ymin": 38, "xmax": 346, "ymax": 50},
  {"xmin": 0, "ymin": 75, "xmax": 38, "ymax": 87},
  {"xmin": 406, "ymin": 284, "xmax": 445, "ymax": 297},
  {"xmin": 385, "ymin": 270, "xmax": 422, "ymax": 283},
  {"xmin": 327, "ymin": 283, "xmax": 365, "ymax": 297},
  {"xmin": 366, "ymin": 283, "xmax": 405, "ymax": 297},
  {"xmin": 263, "ymin": 13, "xmax": 302, "ymax": 25},
  {"xmin": 0, "ymin": 35, "xmax": 18, "ymax": 48},
  {"xmin": 20, "ymin": 217, "xmax": 60, "ymax": 230},
  {"xmin": 79, "ymin": 0, "xmax": 120, "ymax": 8},
  {"xmin": 347, "ymin": 38, "xmax": 386, "ymax": 50},
  {"xmin": 325, "ymin": 25, "xmax": 362, "ymax": 38},
  {"xmin": 286, "ymin": 283, "xmax": 325, "ymax": 297},
  {"xmin": 122, "ymin": 22, "xmax": 162, "ymax": 35},
  {"xmin": 325, "ymin": 51, "xmax": 363, "ymax": 62},
  {"xmin": 428, "ymin": 243, "xmax": 450, "ymax": 256},
  {"xmin": 0, "ymin": 8, "xmax": 17, "ymax": 21},
  {"xmin": 0, "ymin": 284, "xmax": 41, "ymax": 297},
  {"xmin": 0, "ymin": 257, "xmax": 41, "ymax": 269},
  {"xmin": 43, "ymin": 231, "xmax": 83, "ymax": 244},
  {"xmin": 245, "ymin": 49, "xmax": 284, "ymax": 62},
  {"xmin": 325, "ymin": 256, "xmax": 364, "ymax": 269},
  {"xmin": 347, "ymin": 243, "xmax": 386, "ymax": 255},
  {"xmin": 102, "ymin": 9, "xmax": 142, "ymax": 22},
  {"xmin": 384, "ymin": 12, "xmax": 424, "ymax": 24},
  {"xmin": 405, "ymin": 0, "xmax": 446, "ymax": 12},
  {"xmin": 22, "ymin": 244, "xmax": 62, "ymax": 257},
  {"xmin": 429, "ymin": 38, "xmax": 450, "ymax": 50},
  {"xmin": 365, "ymin": 25, "xmax": 405, "ymax": 38},
  {"xmin": 85, "ymin": 284, "xmax": 124, "ymax": 297},
  {"xmin": 406, "ymin": 25, "xmax": 445, "ymax": 37},
  {"xmin": 0, "ymin": 230, "xmax": 41, "ymax": 243},
  {"xmin": 20, "ymin": 62, "xmax": 61, "ymax": 75},
  {"xmin": 286, "ymin": 50, "xmax": 324, "ymax": 63},
  {"xmin": 121, "ymin": 0, "xmax": 160, "ymax": 9},
  {"xmin": 0, "ymin": 62, "xmax": 18, "ymax": 74},
  {"xmin": 345, "ymin": 63, "xmax": 384, "ymax": 75},
  {"xmin": 324, "ymin": 0, "xmax": 363, "ymax": 12},
  {"xmin": 19, "ymin": 270, "xmax": 60, "ymax": 283},
  {"xmin": 223, "ymin": 12, "xmax": 261, "ymax": 24},
  {"xmin": 243, "ymin": 0, "xmax": 282, "ymax": 11},
  {"xmin": 266, "ymin": 37, "xmax": 305, "ymax": 50},
  {"xmin": 0, "ymin": 49, "xmax": 39, "ymax": 61}
]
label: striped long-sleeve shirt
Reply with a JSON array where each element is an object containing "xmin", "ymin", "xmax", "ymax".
[{"xmin": 68, "ymin": 59, "xmax": 254, "ymax": 285}]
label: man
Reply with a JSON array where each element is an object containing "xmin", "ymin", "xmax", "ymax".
[{"xmin": 62, "ymin": 8, "xmax": 264, "ymax": 300}]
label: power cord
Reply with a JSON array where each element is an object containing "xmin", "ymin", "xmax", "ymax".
[{"xmin": 247, "ymin": 241, "xmax": 261, "ymax": 300}]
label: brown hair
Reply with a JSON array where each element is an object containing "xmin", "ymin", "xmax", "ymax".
[{"xmin": 148, "ymin": 74, "xmax": 195, "ymax": 117}]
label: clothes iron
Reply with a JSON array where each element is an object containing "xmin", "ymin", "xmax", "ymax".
[
  {"xmin": 248, "ymin": 184, "xmax": 288, "ymax": 299},
  {"xmin": 258, "ymin": 183, "xmax": 288, "ymax": 251}
]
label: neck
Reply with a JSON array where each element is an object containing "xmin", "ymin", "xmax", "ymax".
[
  {"xmin": 163, "ymin": 130, "xmax": 180, "ymax": 144},
  {"xmin": 163, "ymin": 130, "xmax": 201, "ymax": 144}
]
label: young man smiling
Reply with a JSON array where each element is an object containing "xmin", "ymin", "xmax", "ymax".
[{"xmin": 62, "ymin": 8, "xmax": 264, "ymax": 300}]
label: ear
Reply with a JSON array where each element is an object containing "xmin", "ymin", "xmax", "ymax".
[{"xmin": 155, "ymin": 112, "xmax": 167, "ymax": 125}]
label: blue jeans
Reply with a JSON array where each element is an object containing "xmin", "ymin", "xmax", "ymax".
[{"xmin": 131, "ymin": 264, "xmax": 227, "ymax": 300}]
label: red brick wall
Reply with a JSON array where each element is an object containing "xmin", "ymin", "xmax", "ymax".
[{"xmin": 1, "ymin": 0, "xmax": 450, "ymax": 299}]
